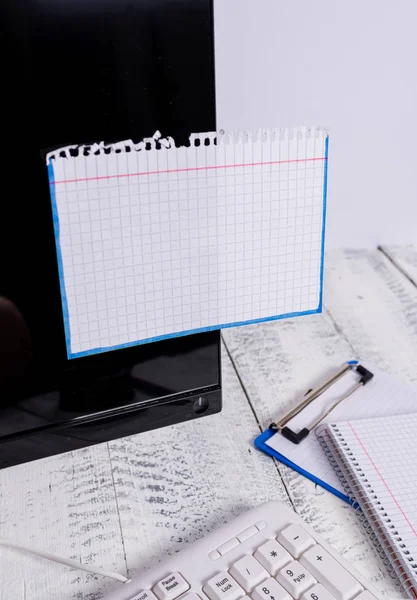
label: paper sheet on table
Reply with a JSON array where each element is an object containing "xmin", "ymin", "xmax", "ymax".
[{"xmin": 265, "ymin": 367, "xmax": 417, "ymax": 492}]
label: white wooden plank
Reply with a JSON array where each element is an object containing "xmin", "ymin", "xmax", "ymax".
[
  {"xmin": 104, "ymin": 343, "xmax": 290, "ymax": 595},
  {"xmin": 325, "ymin": 248, "xmax": 417, "ymax": 385},
  {"xmin": 381, "ymin": 244, "xmax": 417, "ymax": 287},
  {"xmin": 0, "ymin": 444, "xmax": 126, "ymax": 600},
  {"xmin": 222, "ymin": 247, "xmax": 417, "ymax": 597}
]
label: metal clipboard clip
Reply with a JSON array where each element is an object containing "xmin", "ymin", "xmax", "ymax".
[{"xmin": 269, "ymin": 362, "xmax": 374, "ymax": 444}]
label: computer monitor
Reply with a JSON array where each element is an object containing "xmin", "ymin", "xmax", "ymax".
[{"xmin": 0, "ymin": 0, "xmax": 221, "ymax": 469}]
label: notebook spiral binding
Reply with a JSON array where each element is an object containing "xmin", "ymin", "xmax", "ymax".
[
  {"xmin": 45, "ymin": 126, "xmax": 329, "ymax": 161},
  {"xmin": 317, "ymin": 425, "xmax": 417, "ymax": 598}
]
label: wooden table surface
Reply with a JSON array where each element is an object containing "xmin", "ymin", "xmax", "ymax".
[{"xmin": 1, "ymin": 245, "xmax": 417, "ymax": 600}]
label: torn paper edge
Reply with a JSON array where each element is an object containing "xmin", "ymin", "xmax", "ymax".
[{"xmin": 45, "ymin": 126, "xmax": 329, "ymax": 163}]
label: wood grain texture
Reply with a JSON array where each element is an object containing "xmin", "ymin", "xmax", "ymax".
[
  {"xmin": 0, "ymin": 344, "xmax": 289, "ymax": 600},
  {"xmin": 325, "ymin": 248, "xmax": 417, "ymax": 386},
  {"xmin": 381, "ymin": 244, "xmax": 417, "ymax": 288},
  {"xmin": 222, "ymin": 247, "xmax": 417, "ymax": 597},
  {"xmin": 104, "ymin": 343, "xmax": 290, "ymax": 596},
  {"xmin": 0, "ymin": 444, "xmax": 126, "ymax": 600}
]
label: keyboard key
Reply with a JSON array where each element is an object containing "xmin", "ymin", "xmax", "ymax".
[
  {"xmin": 180, "ymin": 594, "xmax": 202, "ymax": 600},
  {"xmin": 132, "ymin": 592, "xmax": 159, "ymax": 600},
  {"xmin": 252, "ymin": 577, "xmax": 291, "ymax": 600},
  {"xmin": 300, "ymin": 546, "xmax": 363, "ymax": 600},
  {"xmin": 229, "ymin": 555, "xmax": 269, "ymax": 591},
  {"xmin": 255, "ymin": 521, "xmax": 267, "ymax": 532},
  {"xmin": 203, "ymin": 572, "xmax": 244, "ymax": 600},
  {"xmin": 237, "ymin": 526, "xmax": 258, "ymax": 543},
  {"xmin": 278, "ymin": 525, "xmax": 315, "ymax": 559},
  {"xmin": 218, "ymin": 538, "xmax": 240, "ymax": 556},
  {"xmin": 276, "ymin": 561, "xmax": 316, "ymax": 599},
  {"xmin": 209, "ymin": 549, "xmax": 221, "ymax": 561},
  {"xmin": 254, "ymin": 540, "xmax": 292, "ymax": 575},
  {"xmin": 153, "ymin": 573, "xmax": 190, "ymax": 600},
  {"xmin": 355, "ymin": 593, "xmax": 377, "ymax": 600},
  {"xmin": 301, "ymin": 584, "xmax": 336, "ymax": 600}
]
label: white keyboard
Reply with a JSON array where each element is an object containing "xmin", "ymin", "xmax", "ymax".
[{"xmin": 102, "ymin": 501, "xmax": 382, "ymax": 600}]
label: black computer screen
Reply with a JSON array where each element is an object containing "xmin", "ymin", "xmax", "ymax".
[{"xmin": 1, "ymin": 0, "xmax": 217, "ymax": 400}]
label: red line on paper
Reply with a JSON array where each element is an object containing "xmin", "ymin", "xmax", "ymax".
[
  {"xmin": 50, "ymin": 156, "xmax": 327, "ymax": 185},
  {"xmin": 348, "ymin": 421, "xmax": 417, "ymax": 538}
]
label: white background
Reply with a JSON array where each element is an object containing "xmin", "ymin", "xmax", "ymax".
[{"xmin": 214, "ymin": 0, "xmax": 417, "ymax": 249}]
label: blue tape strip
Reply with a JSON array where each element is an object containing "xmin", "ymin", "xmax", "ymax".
[
  {"xmin": 317, "ymin": 134, "xmax": 329, "ymax": 313},
  {"xmin": 68, "ymin": 307, "xmax": 320, "ymax": 358},
  {"xmin": 48, "ymin": 161, "xmax": 72, "ymax": 356},
  {"xmin": 48, "ymin": 137, "xmax": 330, "ymax": 360},
  {"xmin": 254, "ymin": 428, "xmax": 352, "ymax": 504}
]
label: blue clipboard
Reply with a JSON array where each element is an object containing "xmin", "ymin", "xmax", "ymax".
[{"xmin": 254, "ymin": 428, "xmax": 351, "ymax": 504}]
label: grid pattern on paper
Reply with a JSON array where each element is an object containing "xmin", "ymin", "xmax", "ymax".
[
  {"xmin": 334, "ymin": 415, "xmax": 417, "ymax": 582},
  {"xmin": 49, "ymin": 129, "xmax": 328, "ymax": 358}
]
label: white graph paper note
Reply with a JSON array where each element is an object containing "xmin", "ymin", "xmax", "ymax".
[{"xmin": 46, "ymin": 127, "xmax": 329, "ymax": 358}]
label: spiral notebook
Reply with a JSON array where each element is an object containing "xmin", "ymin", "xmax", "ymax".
[
  {"xmin": 46, "ymin": 127, "xmax": 328, "ymax": 358},
  {"xmin": 317, "ymin": 414, "xmax": 417, "ymax": 598}
]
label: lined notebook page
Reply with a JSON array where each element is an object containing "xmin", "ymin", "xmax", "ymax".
[
  {"xmin": 327, "ymin": 414, "xmax": 417, "ymax": 595},
  {"xmin": 46, "ymin": 127, "xmax": 328, "ymax": 358},
  {"xmin": 265, "ymin": 368, "xmax": 417, "ymax": 494}
]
